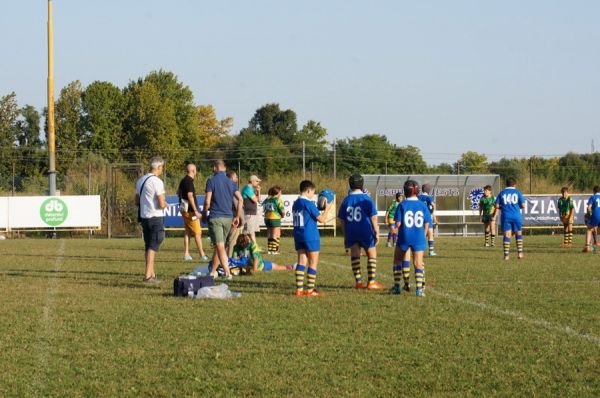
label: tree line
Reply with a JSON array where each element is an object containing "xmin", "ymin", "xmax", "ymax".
[{"xmin": 1, "ymin": 69, "xmax": 600, "ymax": 192}]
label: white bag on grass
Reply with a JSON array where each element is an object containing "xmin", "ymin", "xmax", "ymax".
[{"xmin": 194, "ymin": 284, "xmax": 241, "ymax": 299}]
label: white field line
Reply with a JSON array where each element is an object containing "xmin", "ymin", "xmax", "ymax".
[
  {"xmin": 33, "ymin": 240, "xmax": 66, "ymax": 394},
  {"xmin": 321, "ymin": 259, "xmax": 600, "ymax": 347}
]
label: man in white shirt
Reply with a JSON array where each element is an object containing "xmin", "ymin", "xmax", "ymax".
[{"xmin": 135, "ymin": 156, "xmax": 167, "ymax": 282}]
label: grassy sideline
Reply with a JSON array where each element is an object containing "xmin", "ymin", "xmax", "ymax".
[{"xmin": 0, "ymin": 235, "xmax": 598, "ymax": 397}]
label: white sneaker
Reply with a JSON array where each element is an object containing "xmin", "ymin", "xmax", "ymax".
[{"xmin": 184, "ymin": 255, "xmax": 193, "ymax": 261}]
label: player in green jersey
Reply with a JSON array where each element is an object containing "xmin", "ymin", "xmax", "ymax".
[
  {"xmin": 263, "ymin": 186, "xmax": 286, "ymax": 254},
  {"xmin": 479, "ymin": 185, "xmax": 497, "ymax": 247},
  {"xmin": 385, "ymin": 192, "xmax": 402, "ymax": 247},
  {"xmin": 557, "ymin": 187, "xmax": 575, "ymax": 247}
]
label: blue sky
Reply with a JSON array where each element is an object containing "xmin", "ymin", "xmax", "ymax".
[{"xmin": 1, "ymin": 1, "xmax": 599, "ymax": 164}]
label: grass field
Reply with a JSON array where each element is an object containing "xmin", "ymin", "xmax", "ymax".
[{"xmin": 0, "ymin": 234, "xmax": 599, "ymax": 397}]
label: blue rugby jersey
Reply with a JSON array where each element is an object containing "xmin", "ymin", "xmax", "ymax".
[
  {"xmin": 394, "ymin": 197, "xmax": 432, "ymax": 248},
  {"xmin": 338, "ymin": 192, "xmax": 378, "ymax": 242},
  {"xmin": 495, "ymin": 187, "xmax": 525, "ymax": 221},
  {"xmin": 292, "ymin": 196, "xmax": 321, "ymax": 243}
]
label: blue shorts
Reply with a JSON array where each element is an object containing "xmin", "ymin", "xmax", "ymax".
[
  {"xmin": 345, "ymin": 238, "xmax": 376, "ymax": 250},
  {"xmin": 587, "ymin": 217, "xmax": 600, "ymax": 228},
  {"xmin": 397, "ymin": 243, "xmax": 427, "ymax": 253},
  {"xmin": 295, "ymin": 239, "xmax": 320, "ymax": 252},
  {"xmin": 263, "ymin": 261, "xmax": 273, "ymax": 271},
  {"xmin": 501, "ymin": 219, "xmax": 522, "ymax": 233}
]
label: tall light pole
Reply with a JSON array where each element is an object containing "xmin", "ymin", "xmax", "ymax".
[{"xmin": 47, "ymin": 0, "xmax": 57, "ymax": 195}]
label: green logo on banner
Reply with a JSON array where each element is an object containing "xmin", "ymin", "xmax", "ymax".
[{"xmin": 40, "ymin": 198, "xmax": 68, "ymax": 226}]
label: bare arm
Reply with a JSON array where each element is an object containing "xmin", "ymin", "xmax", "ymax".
[
  {"xmin": 157, "ymin": 193, "xmax": 167, "ymax": 209},
  {"xmin": 187, "ymin": 191, "xmax": 199, "ymax": 214},
  {"xmin": 316, "ymin": 202, "xmax": 333, "ymax": 223}
]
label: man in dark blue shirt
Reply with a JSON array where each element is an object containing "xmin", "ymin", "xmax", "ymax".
[{"xmin": 202, "ymin": 160, "xmax": 243, "ymax": 279}]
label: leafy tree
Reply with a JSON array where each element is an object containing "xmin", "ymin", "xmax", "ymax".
[
  {"xmin": 455, "ymin": 151, "xmax": 488, "ymax": 174},
  {"xmin": 241, "ymin": 103, "xmax": 297, "ymax": 144},
  {"xmin": 552, "ymin": 152, "xmax": 600, "ymax": 191},
  {"xmin": 122, "ymin": 80, "xmax": 181, "ymax": 165},
  {"xmin": 428, "ymin": 163, "xmax": 454, "ymax": 174},
  {"xmin": 143, "ymin": 70, "xmax": 198, "ymax": 146},
  {"xmin": 81, "ymin": 81, "xmax": 124, "ymax": 161},
  {"xmin": 54, "ymin": 80, "xmax": 84, "ymax": 173},
  {"xmin": 16, "ymin": 105, "xmax": 42, "ymax": 148},
  {"xmin": 488, "ymin": 158, "xmax": 527, "ymax": 181},
  {"xmin": 195, "ymin": 104, "xmax": 233, "ymax": 150},
  {"xmin": 229, "ymin": 132, "xmax": 294, "ymax": 177},
  {"xmin": 0, "ymin": 92, "xmax": 19, "ymax": 187},
  {"xmin": 336, "ymin": 134, "xmax": 396, "ymax": 175},
  {"xmin": 393, "ymin": 145, "xmax": 428, "ymax": 174},
  {"xmin": 295, "ymin": 120, "xmax": 329, "ymax": 171}
]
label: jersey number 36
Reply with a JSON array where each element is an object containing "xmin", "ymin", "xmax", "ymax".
[
  {"xmin": 403, "ymin": 210, "xmax": 424, "ymax": 228},
  {"xmin": 345, "ymin": 206, "xmax": 362, "ymax": 222}
]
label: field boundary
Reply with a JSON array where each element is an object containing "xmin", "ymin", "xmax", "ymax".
[{"xmin": 322, "ymin": 259, "xmax": 600, "ymax": 347}]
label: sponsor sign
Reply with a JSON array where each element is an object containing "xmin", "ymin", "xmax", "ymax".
[
  {"xmin": 2, "ymin": 196, "xmax": 101, "ymax": 230},
  {"xmin": 164, "ymin": 194, "xmax": 335, "ymax": 228},
  {"xmin": 522, "ymin": 195, "xmax": 589, "ymax": 226},
  {"xmin": 0, "ymin": 197, "xmax": 8, "ymax": 229}
]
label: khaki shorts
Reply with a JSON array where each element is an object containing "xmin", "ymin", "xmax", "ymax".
[
  {"xmin": 560, "ymin": 214, "xmax": 574, "ymax": 225},
  {"xmin": 208, "ymin": 217, "xmax": 233, "ymax": 244},
  {"xmin": 244, "ymin": 214, "xmax": 261, "ymax": 233},
  {"xmin": 181, "ymin": 212, "xmax": 201, "ymax": 235}
]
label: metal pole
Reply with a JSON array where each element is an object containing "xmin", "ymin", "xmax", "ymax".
[
  {"xmin": 302, "ymin": 141, "xmax": 306, "ymax": 179},
  {"xmin": 332, "ymin": 139, "xmax": 336, "ymax": 180},
  {"xmin": 12, "ymin": 161, "xmax": 16, "ymax": 196},
  {"xmin": 238, "ymin": 161, "xmax": 241, "ymax": 188},
  {"xmin": 47, "ymin": 0, "xmax": 57, "ymax": 196},
  {"xmin": 529, "ymin": 159, "xmax": 533, "ymax": 194}
]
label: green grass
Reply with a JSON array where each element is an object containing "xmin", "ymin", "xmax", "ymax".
[{"xmin": 0, "ymin": 235, "xmax": 599, "ymax": 397}]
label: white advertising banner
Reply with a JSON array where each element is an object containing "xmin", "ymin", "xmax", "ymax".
[
  {"xmin": 258, "ymin": 195, "xmax": 336, "ymax": 227},
  {"xmin": 0, "ymin": 197, "xmax": 8, "ymax": 229},
  {"xmin": 3, "ymin": 196, "xmax": 101, "ymax": 230}
]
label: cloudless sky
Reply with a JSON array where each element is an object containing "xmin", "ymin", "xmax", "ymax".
[{"xmin": 1, "ymin": 0, "xmax": 599, "ymax": 164}]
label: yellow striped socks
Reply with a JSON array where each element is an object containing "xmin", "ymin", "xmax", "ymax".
[
  {"xmin": 503, "ymin": 237, "xmax": 510, "ymax": 258},
  {"xmin": 351, "ymin": 256, "xmax": 362, "ymax": 284},
  {"xmin": 305, "ymin": 267, "xmax": 317, "ymax": 292},
  {"xmin": 402, "ymin": 260, "xmax": 411, "ymax": 284},
  {"xmin": 516, "ymin": 234, "xmax": 523, "ymax": 254},
  {"xmin": 415, "ymin": 268, "xmax": 424, "ymax": 289},
  {"xmin": 295, "ymin": 264, "xmax": 306, "ymax": 292},
  {"xmin": 367, "ymin": 258, "xmax": 377, "ymax": 284},
  {"xmin": 393, "ymin": 264, "xmax": 402, "ymax": 288}
]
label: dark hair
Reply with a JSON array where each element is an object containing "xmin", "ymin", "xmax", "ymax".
[
  {"xmin": 348, "ymin": 174, "xmax": 364, "ymax": 190},
  {"xmin": 561, "ymin": 186, "xmax": 569, "ymax": 194},
  {"xmin": 403, "ymin": 180, "xmax": 420, "ymax": 197},
  {"xmin": 268, "ymin": 185, "xmax": 281, "ymax": 196},
  {"xmin": 395, "ymin": 192, "xmax": 402, "ymax": 201},
  {"xmin": 484, "ymin": 185, "xmax": 492, "ymax": 191},
  {"xmin": 226, "ymin": 171, "xmax": 237, "ymax": 179},
  {"xmin": 299, "ymin": 180, "xmax": 315, "ymax": 193},
  {"xmin": 506, "ymin": 177, "xmax": 517, "ymax": 187},
  {"xmin": 594, "ymin": 185, "xmax": 600, "ymax": 194},
  {"xmin": 236, "ymin": 233, "xmax": 251, "ymax": 248},
  {"xmin": 421, "ymin": 183, "xmax": 432, "ymax": 194}
]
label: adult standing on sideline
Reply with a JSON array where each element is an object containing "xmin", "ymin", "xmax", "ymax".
[
  {"xmin": 226, "ymin": 171, "xmax": 244, "ymax": 257},
  {"xmin": 177, "ymin": 163, "xmax": 208, "ymax": 262},
  {"xmin": 202, "ymin": 160, "xmax": 243, "ymax": 279},
  {"xmin": 242, "ymin": 175, "xmax": 262, "ymax": 243},
  {"xmin": 135, "ymin": 156, "xmax": 167, "ymax": 282}
]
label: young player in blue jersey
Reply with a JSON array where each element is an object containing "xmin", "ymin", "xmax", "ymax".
[
  {"xmin": 391, "ymin": 180, "xmax": 432, "ymax": 297},
  {"xmin": 418, "ymin": 183, "xmax": 437, "ymax": 256},
  {"xmin": 292, "ymin": 180, "xmax": 332, "ymax": 296},
  {"xmin": 583, "ymin": 185, "xmax": 600, "ymax": 253},
  {"xmin": 495, "ymin": 177, "xmax": 526, "ymax": 260},
  {"xmin": 338, "ymin": 174, "xmax": 384, "ymax": 290}
]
